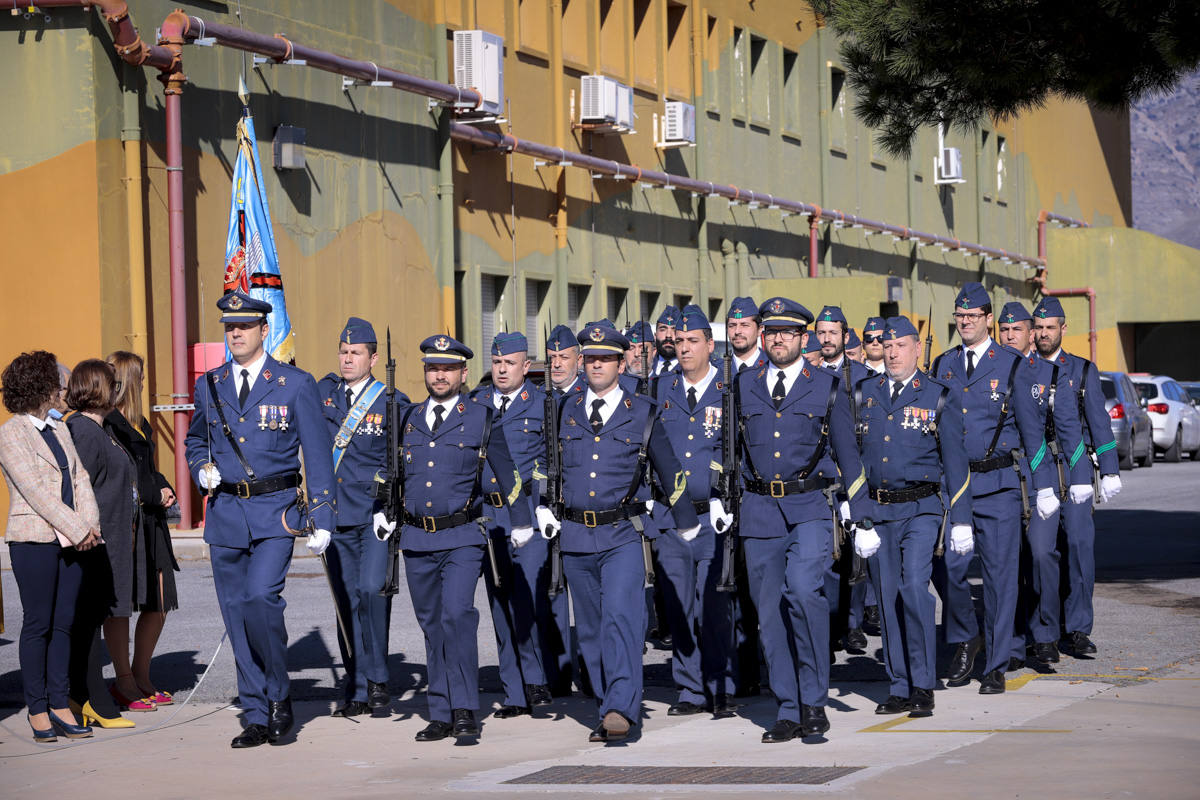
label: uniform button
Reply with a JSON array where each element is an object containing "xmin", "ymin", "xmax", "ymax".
[
  {"xmin": 685, "ymin": 451, "xmax": 692, "ymax": 458},
  {"xmin": 337, "ymin": 477, "xmax": 343, "ymax": 483},
  {"xmin": 238, "ymin": 436, "xmax": 245, "ymax": 443},
  {"xmin": 887, "ymin": 415, "xmax": 893, "ymax": 421},
  {"xmin": 426, "ymin": 501, "xmax": 433, "ymax": 508},
  {"xmin": 687, "ymin": 434, "xmax": 694, "ymax": 440},
  {"xmin": 685, "ymin": 470, "xmax": 692, "ymax": 476},
  {"xmin": 690, "ymin": 416, "xmax": 696, "ymax": 422},
  {"xmin": 774, "ymin": 473, "xmax": 781, "ymax": 479},
  {"xmin": 239, "ymin": 416, "xmax": 245, "ymax": 423},
  {"xmin": 884, "ymin": 435, "xmax": 890, "ymax": 442},
  {"xmin": 490, "ymin": 477, "xmax": 497, "ymax": 484},
  {"xmin": 963, "ymin": 387, "xmax": 969, "ymax": 393},
  {"xmin": 592, "ymin": 454, "xmax": 599, "ymax": 460},
  {"xmin": 429, "ymin": 442, "xmax": 435, "ymax": 448},
  {"xmin": 594, "ymin": 436, "xmax": 601, "ymax": 442},
  {"xmin": 963, "ymin": 408, "xmax": 968, "ymax": 414},
  {"xmin": 774, "ymin": 451, "xmax": 781, "ymax": 458},
  {"xmin": 882, "ymin": 457, "xmax": 889, "ymax": 462},
  {"xmin": 425, "ymin": 481, "xmax": 432, "ymax": 487},
  {"xmin": 589, "ymin": 472, "xmax": 596, "ymax": 478},
  {"xmin": 774, "ymin": 431, "xmax": 780, "ymax": 438},
  {"xmin": 427, "ymin": 461, "xmax": 435, "ymax": 467},
  {"xmin": 776, "ymin": 412, "xmax": 782, "ymax": 418},
  {"xmin": 589, "ymin": 490, "xmax": 596, "ymax": 497}
]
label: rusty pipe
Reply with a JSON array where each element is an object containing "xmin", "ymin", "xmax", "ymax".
[
  {"xmin": 809, "ymin": 208, "xmax": 821, "ymax": 279},
  {"xmin": 1042, "ymin": 286, "xmax": 1097, "ymax": 364},
  {"xmin": 1034, "ymin": 210, "xmax": 1090, "ymax": 287},
  {"xmin": 33, "ymin": 0, "xmax": 176, "ymax": 69}
]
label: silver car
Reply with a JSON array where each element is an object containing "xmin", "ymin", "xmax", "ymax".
[
  {"xmin": 1100, "ymin": 372, "xmax": 1154, "ymax": 469},
  {"xmin": 1130, "ymin": 375, "xmax": 1200, "ymax": 462}
]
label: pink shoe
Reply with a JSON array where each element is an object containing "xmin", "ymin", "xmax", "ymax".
[
  {"xmin": 149, "ymin": 690, "xmax": 174, "ymax": 706},
  {"xmin": 109, "ymin": 684, "xmax": 157, "ymax": 712}
]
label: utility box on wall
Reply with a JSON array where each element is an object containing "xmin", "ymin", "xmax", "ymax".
[{"xmin": 453, "ymin": 29, "xmax": 504, "ymax": 115}]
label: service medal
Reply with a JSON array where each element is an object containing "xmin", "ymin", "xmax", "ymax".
[
  {"xmin": 259, "ymin": 405, "xmax": 269, "ymax": 430},
  {"xmin": 279, "ymin": 405, "xmax": 289, "ymax": 430},
  {"xmin": 269, "ymin": 406, "xmax": 279, "ymax": 430}
]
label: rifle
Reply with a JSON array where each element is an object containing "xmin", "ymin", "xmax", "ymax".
[
  {"xmin": 638, "ymin": 316, "xmax": 652, "ymax": 396},
  {"xmin": 840, "ymin": 355, "xmax": 867, "ymax": 586},
  {"xmin": 922, "ymin": 303, "xmax": 934, "ymax": 373},
  {"xmin": 541, "ymin": 322, "xmax": 566, "ymax": 598},
  {"xmin": 716, "ymin": 337, "xmax": 742, "ymax": 593},
  {"xmin": 379, "ymin": 329, "xmax": 403, "ymax": 597}
]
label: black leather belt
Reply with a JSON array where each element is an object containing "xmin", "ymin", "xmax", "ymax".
[
  {"xmin": 562, "ymin": 503, "xmax": 644, "ymax": 528},
  {"xmin": 744, "ymin": 475, "xmax": 833, "ymax": 497},
  {"xmin": 402, "ymin": 508, "xmax": 482, "ymax": 533},
  {"xmin": 214, "ymin": 472, "xmax": 301, "ymax": 499},
  {"xmin": 970, "ymin": 453, "xmax": 1014, "ymax": 473},
  {"xmin": 869, "ymin": 482, "xmax": 940, "ymax": 504},
  {"xmin": 486, "ymin": 482, "xmax": 535, "ymax": 507}
]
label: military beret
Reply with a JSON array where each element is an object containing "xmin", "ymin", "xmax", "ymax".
[
  {"xmin": 816, "ymin": 305, "xmax": 847, "ymax": 325},
  {"xmin": 491, "ymin": 331, "xmax": 528, "ymax": 356},
  {"xmin": 999, "ymin": 302, "xmax": 1032, "ymax": 324},
  {"xmin": 862, "ymin": 316, "xmax": 886, "ymax": 335},
  {"xmin": 217, "ymin": 290, "xmax": 272, "ymax": 324},
  {"xmin": 584, "ymin": 318, "xmax": 617, "ymax": 330},
  {"xmin": 1032, "ymin": 297, "xmax": 1066, "ymax": 320},
  {"xmin": 726, "ymin": 296, "xmax": 759, "ymax": 320},
  {"xmin": 677, "ymin": 304, "xmax": 710, "ymax": 332},
  {"xmin": 625, "ymin": 320, "xmax": 654, "ymax": 344},
  {"xmin": 577, "ymin": 324, "xmax": 629, "ymax": 355},
  {"xmin": 954, "ymin": 282, "xmax": 991, "ymax": 311},
  {"xmin": 656, "ymin": 305, "xmax": 680, "ymax": 327},
  {"xmin": 419, "ymin": 334, "xmax": 473, "ymax": 364},
  {"xmin": 339, "ymin": 316, "xmax": 376, "ymax": 345},
  {"xmin": 845, "ymin": 328, "xmax": 861, "ymax": 350},
  {"xmin": 759, "ymin": 296, "xmax": 814, "ymax": 328},
  {"xmin": 546, "ymin": 324, "xmax": 578, "ymax": 352},
  {"xmin": 882, "ymin": 316, "xmax": 920, "ymax": 340}
]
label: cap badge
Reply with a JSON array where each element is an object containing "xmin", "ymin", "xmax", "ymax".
[
  {"xmin": 434, "ymin": 336, "xmax": 450, "ymax": 351},
  {"xmin": 590, "ymin": 327, "xmax": 605, "ymax": 342},
  {"xmin": 228, "ymin": 294, "xmax": 244, "ymax": 310}
]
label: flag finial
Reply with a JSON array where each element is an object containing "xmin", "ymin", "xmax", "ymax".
[{"xmin": 238, "ymin": 74, "xmax": 249, "ymax": 106}]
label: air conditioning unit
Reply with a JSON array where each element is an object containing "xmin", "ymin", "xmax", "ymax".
[
  {"xmin": 453, "ymin": 30, "xmax": 504, "ymax": 115},
  {"xmin": 581, "ymin": 74, "xmax": 634, "ymax": 131},
  {"xmin": 662, "ymin": 101, "xmax": 695, "ymax": 145},
  {"xmin": 934, "ymin": 147, "xmax": 966, "ymax": 184}
]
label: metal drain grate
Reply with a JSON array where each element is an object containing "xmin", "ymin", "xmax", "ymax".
[{"xmin": 504, "ymin": 766, "xmax": 864, "ymax": 785}]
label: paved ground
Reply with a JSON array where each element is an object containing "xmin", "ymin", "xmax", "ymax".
[{"xmin": 1, "ymin": 460, "xmax": 1197, "ymax": 797}]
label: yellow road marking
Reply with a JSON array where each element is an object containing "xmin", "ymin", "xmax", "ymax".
[
  {"xmin": 1006, "ymin": 674, "xmax": 1200, "ymax": 691},
  {"xmin": 860, "ymin": 716, "xmax": 1069, "ymax": 734},
  {"xmin": 858, "ymin": 716, "xmax": 918, "ymax": 733}
]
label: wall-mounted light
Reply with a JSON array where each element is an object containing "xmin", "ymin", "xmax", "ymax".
[{"xmin": 273, "ymin": 125, "xmax": 306, "ymax": 170}]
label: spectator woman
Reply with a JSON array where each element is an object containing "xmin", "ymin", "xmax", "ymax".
[
  {"xmin": 105, "ymin": 351, "xmax": 180, "ymax": 708},
  {"xmin": 0, "ymin": 350, "xmax": 101, "ymax": 742},
  {"xmin": 64, "ymin": 359, "xmax": 140, "ymax": 726}
]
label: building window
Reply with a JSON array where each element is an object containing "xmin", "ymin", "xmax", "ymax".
[
  {"xmin": 665, "ymin": 1, "xmax": 690, "ymax": 99},
  {"xmin": 996, "ymin": 135, "xmax": 1008, "ymax": 201},
  {"xmin": 749, "ymin": 34, "xmax": 769, "ymax": 126},
  {"xmin": 632, "ymin": 0, "xmax": 658, "ymax": 91},
  {"xmin": 782, "ymin": 47, "xmax": 800, "ymax": 137},
  {"xmin": 673, "ymin": 293, "xmax": 692, "ymax": 310},
  {"xmin": 830, "ymin": 65, "xmax": 847, "ymax": 150},
  {"xmin": 731, "ymin": 26, "xmax": 747, "ymax": 120},
  {"xmin": 481, "ymin": 274, "xmax": 509, "ymax": 369},
  {"xmin": 562, "ymin": 0, "xmax": 588, "ymax": 68},
  {"xmin": 708, "ymin": 297, "xmax": 723, "ymax": 321},
  {"xmin": 525, "ymin": 278, "xmax": 550, "ymax": 347},
  {"xmin": 640, "ymin": 290, "xmax": 659, "ymax": 322},
  {"xmin": 705, "ymin": 15, "xmax": 720, "ymax": 114},
  {"xmin": 607, "ymin": 286, "xmax": 628, "ymax": 324},
  {"xmin": 599, "ymin": 0, "xmax": 628, "ymax": 80},
  {"xmin": 568, "ymin": 283, "xmax": 590, "ymax": 330}
]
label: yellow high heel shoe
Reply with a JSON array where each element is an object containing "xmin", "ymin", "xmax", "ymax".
[{"xmin": 82, "ymin": 700, "xmax": 135, "ymax": 729}]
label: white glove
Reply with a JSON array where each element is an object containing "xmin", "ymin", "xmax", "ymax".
[
  {"xmin": 1035, "ymin": 487, "xmax": 1061, "ymax": 520},
  {"xmin": 837, "ymin": 501, "xmax": 851, "ymax": 523},
  {"xmin": 645, "ymin": 499, "xmax": 656, "ymax": 515},
  {"xmin": 536, "ymin": 505, "xmax": 561, "ymax": 539},
  {"xmin": 1068, "ymin": 484, "xmax": 1094, "ymax": 504},
  {"xmin": 678, "ymin": 525, "xmax": 701, "ymax": 542},
  {"xmin": 854, "ymin": 525, "xmax": 881, "ymax": 559},
  {"xmin": 373, "ymin": 511, "xmax": 397, "ymax": 541},
  {"xmin": 511, "ymin": 526, "xmax": 535, "ymax": 548},
  {"xmin": 1099, "ymin": 474, "xmax": 1122, "ymax": 503},
  {"xmin": 198, "ymin": 464, "xmax": 222, "ymax": 490},
  {"xmin": 949, "ymin": 524, "xmax": 974, "ymax": 556},
  {"xmin": 708, "ymin": 498, "xmax": 734, "ymax": 533},
  {"xmin": 306, "ymin": 528, "xmax": 332, "ymax": 556}
]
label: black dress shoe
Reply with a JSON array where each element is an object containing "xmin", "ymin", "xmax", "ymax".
[
  {"xmin": 332, "ymin": 700, "xmax": 371, "ymax": 718},
  {"xmin": 588, "ymin": 722, "xmax": 608, "ymax": 743},
  {"xmin": 711, "ymin": 696, "xmax": 739, "ymax": 717},
  {"xmin": 668, "ymin": 700, "xmax": 704, "ymax": 716},
  {"xmin": 494, "ymin": 705, "xmax": 530, "ymax": 719},
  {"xmin": 946, "ymin": 636, "xmax": 983, "ymax": 687},
  {"xmin": 267, "ymin": 697, "xmax": 293, "ymax": 743},
  {"xmin": 844, "ymin": 627, "xmax": 868, "ymax": 650},
  {"xmin": 863, "ymin": 604, "xmax": 881, "ymax": 632},
  {"xmin": 761, "ymin": 719, "xmax": 803, "ymax": 743},
  {"xmin": 978, "ymin": 669, "xmax": 1006, "ymax": 694},
  {"xmin": 415, "ymin": 720, "xmax": 453, "ymax": 741},
  {"xmin": 367, "ymin": 680, "xmax": 390, "ymax": 709},
  {"xmin": 526, "ymin": 683, "xmax": 553, "ymax": 708},
  {"xmin": 1033, "ymin": 641, "xmax": 1060, "ymax": 664},
  {"xmin": 908, "ymin": 688, "xmax": 935, "ymax": 717},
  {"xmin": 231, "ymin": 723, "xmax": 270, "ymax": 749},
  {"xmin": 801, "ymin": 705, "xmax": 830, "ymax": 737},
  {"xmin": 1067, "ymin": 631, "xmax": 1097, "ymax": 655},
  {"xmin": 874, "ymin": 695, "xmax": 912, "ymax": 715},
  {"xmin": 1007, "ymin": 656, "xmax": 1026, "ymax": 672},
  {"xmin": 452, "ymin": 708, "xmax": 480, "ymax": 737}
]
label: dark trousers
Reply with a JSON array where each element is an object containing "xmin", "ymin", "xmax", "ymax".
[
  {"xmin": 9, "ymin": 542, "xmax": 83, "ymax": 714},
  {"xmin": 327, "ymin": 522, "xmax": 392, "ymax": 703},
  {"xmin": 868, "ymin": 515, "xmax": 939, "ymax": 696},
  {"xmin": 69, "ymin": 545, "xmax": 121, "ymax": 716}
]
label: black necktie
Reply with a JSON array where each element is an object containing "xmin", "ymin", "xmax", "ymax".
[
  {"xmin": 38, "ymin": 427, "xmax": 74, "ymax": 509},
  {"xmin": 590, "ymin": 399, "xmax": 604, "ymax": 432},
  {"xmin": 687, "ymin": 386, "xmax": 697, "ymax": 411},
  {"xmin": 432, "ymin": 404, "xmax": 445, "ymax": 433},
  {"xmin": 966, "ymin": 350, "xmax": 976, "ymax": 379},
  {"xmin": 238, "ymin": 368, "xmax": 250, "ymax": 406},
  {"xmin": 891, "ymin": 381, "xmax": 903, "ymax": 404},
  {"xmin": 498, "ymin": 395, "xmax": 511, "ymax": 417},
  {"xmin": 738, "ymin": 362, "xmax": 747, "ymax": 374},
  {"xmin": 772, "ymin": 372, "xmax": 787, "ymax": 409},
  {"xmin": 345, "ymin": 387, "xmax": 354, "ymax": 408}
]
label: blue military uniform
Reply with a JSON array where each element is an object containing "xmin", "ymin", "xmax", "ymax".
[
  {"xmin": 930, "ymin": 283, "xmax": 1058, "ymax": 690},
  {"xmin": 649, "ymin": 308, "xmax": 735, "ymax": 711},
  {"xmin": 547, "ymin": 324, "xmax": 586, "ymax": 400},
  {"xmin": 316, "ymin": 317, "xmax": 408, "ymax": 714},
  {"xmin": 737, "ymin": 297, "xmax": 869, "ymax": 738},
  {"xmin": 472, "ymin": 332, "xmax": 552, "ymax": 712},
  {"xmin": 650, "ymin": 305, "xmax": 681, "ymax": 377},
  {"xmin": 857, "ymin": 317, "xmax": 972, "ymax": 705},
  {"xmin": 623, "ymin": 320, "xmax": 658, "ymax": 395},
  {"xmin": 862, "ymin": 317, "xmax": 887, "ymax": 376},
  {"xmin": 398, "ymin": 335, "xmax": 532, "ymax": 736},
  {"xmin": 549, "ymin": 324, "xmax": 699, "ymax": 738},
  {"xmin": 1033, "ymin": 297, "xmax": 1119, "ymax": 648},
  {"xmin": 184, "ymin": 291, "xmax": 336, "ymax": 740}
]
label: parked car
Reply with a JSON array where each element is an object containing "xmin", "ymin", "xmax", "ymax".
[
  {"xmin": 1100, "ymin": 372, "xmax": 1155, "ymax": 469},
  {"xmin": 1181, "ymin": 381, "xmax": 1200, "ymax": 405},
  {"xmin": 1130, "ymin": 374, "xmax": 1200, "ymax": 462}
]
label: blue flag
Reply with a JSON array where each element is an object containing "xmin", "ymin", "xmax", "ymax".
[{"xmin": 222, "ymin": 110, "xmax": 295, "ymax": 363}]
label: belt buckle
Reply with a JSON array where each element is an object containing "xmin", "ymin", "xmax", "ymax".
[
  {"xmin": 583, "ymin": 510, "xmax": 598, "ymax": 528},
  {"xmin": 422, "ymin": 515, "xmax": 438, "ymax": 533},
  {"xmin": 236, "ymin": 481, "xmax": 251, "ymax": 499},
  {"xmin": 769, "ymin": 480, "xmax": 785, "ymax": 498},
  {"xmin": 879, "ymin": 488, "xmax": 891, "ymax": 503},
  {"xmin": 489, "ymin": 492, "xmax": 504, "ymax": 507}
]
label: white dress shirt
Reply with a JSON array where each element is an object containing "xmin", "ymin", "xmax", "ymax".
[
  {"xmin": 682, "ymin": 364, "xmax": 718, "ymax": 399},
  {"xmin": 583, "ymin": 387, "xmax": 624, "ymax": 427},
  {"xmin": 889, "ymin": 370, "xmax": 918, "ymax": 401},
  {"xmin": 765, "ymin": 358, "xmax": 806, "ymax": 398},
  {"xmin": 425, "ymin": 397, "xmax": 456, "ymax": 430},
  {"xmin": 734, "ymin": 348, "xmax": 764, "ymax": 372},
  {"xmin": 27, "ymin": 413, "xmax": 57, "ymax": 431},
  {"xmin": 344, "ymin": 375, "xmax": 372, "ymax": 406},
  {"xmin": 493, "ymin": 387, "xmax": 522, "ymax": 411},
  {"xmin": 233, "ymin": 351, "xmax": 269, "ymax": 394},
  {"xmin": 963, "ymin": 337, "xmax": 993, "ymax": 374}
]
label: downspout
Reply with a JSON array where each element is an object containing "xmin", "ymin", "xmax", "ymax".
[
  {"xmin": 814, "ymin": 14, "xmax": 830, "ymax": 278},
  {"xmin": 721, "ymin": 238, "xmax": 736, "ymax": 304},
  {"xmin": 550, "ymin": 1, "xmax": 569, "ymax": 322},
  {"xmin": 1035, "ymin": 211, "xmax": 1096, "ymax": 363},
  {"xmin": 433, "ymin": 7, "xmax": 455, "ymax": 334},
  {"xmin": 809, "ymin": 208, "xmax": 821, "ymax": 279},
  {"xmin": 691, "ymin": 5, "xmax": 707, "ymax": 309},
  {"xmin": 121, "ymin": 62, "xmax": 148, "ymax": 417}
]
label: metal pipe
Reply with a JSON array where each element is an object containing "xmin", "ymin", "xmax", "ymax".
[
  {"xmin": 1034, "ymin": 209, "xmax": 1090, "ymax": 286},
  {"xmin": 121, "ymin": 62, "xmax": 148, "ymax": 416},
  {"xmin": 809, "ymin": 209, "xmax": 821, "ymax": 279},
  {"xmin": 36, "ymin": 0, "xmax": 176, "ymax": 69},
  {"xmin": 550, "ymin": 1, "xmax": 569, "ymax": 324},
  {"xmin": 432, "ymin": 7, "xmax": 455, "ymax": 335},
  {"xmin": 1042, "ymin": 286, "xmax": 1097, "ymax": 364}
]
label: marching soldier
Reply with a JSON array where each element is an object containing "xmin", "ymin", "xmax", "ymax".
[
  {"xmin": 862, "ymin": 317, "xmax": 887, "ymax": 375},
  {"xmin": 316, "ymin": 317, "xmax": 406, "ymax": 718},
  {"xmin": 546, "ymin": 324, "xmax": 585, "ymax": 397},
  {"xmin": 535, "ymin": 324, "xmax": 700, "ymax": 743},
  {"xmin": 931, "ymin": 283, "xmax": 1061, "ymax": 694},
  {"xmin": 471, "ymin": 332, "xmax": 553, "ymax": 717},
  {"xmin": 650, "ymin": 307, "xmax": 737, "ymax": 716},
  {"xmin": 726, "ymin": 296, "xmax": 768, "ymax": 373},
  {"xmin": 185, "ymin": 291, "xmax": 336, "ymax": 748},
  {"xmin": 651, "ymin": 306, "xmax": 681, "ymax": 377},
  {"xmin": 1032, "ymin": 297, "xmax": 1122, "ymax": 657},
  {"xmin": 854, "ymin": 317, "xmax": 971, "ymax": 717},
  {"xmin": 736, "ymin": 297, "xmax": 869, "ymax": 742},
  {"xmin": 375, "ymin": 334, "xmax": 534, "ymax": 742},
  {"xmin": 623, "ymin": 320, "xmax": 656, "ymax": 394},
  {"xmin": 844, "ymin": 329, "xmax": 864, "ymax": 363},
  {"xmin": 997, "ymin": 302, "xmax": 1035, "ymax": 357}
]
